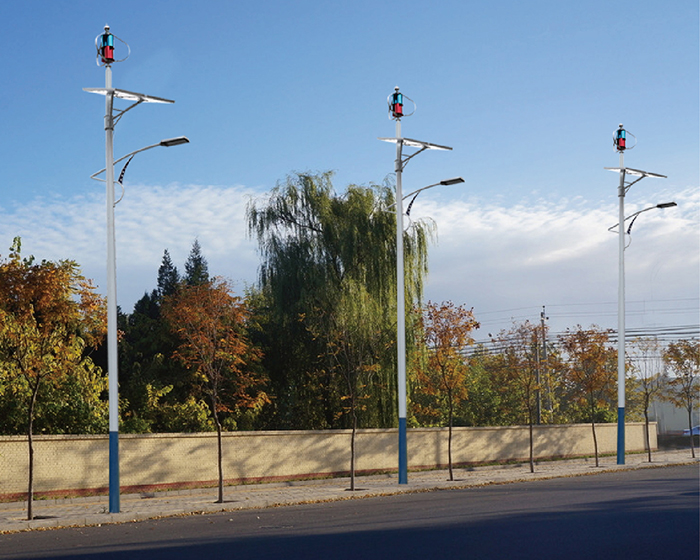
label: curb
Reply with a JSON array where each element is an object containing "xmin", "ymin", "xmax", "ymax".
[{"xmin": 1, "ymin": 452, "xmax": 696, "ymax": 534}]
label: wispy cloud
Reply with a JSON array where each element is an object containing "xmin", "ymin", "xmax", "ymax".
[
  {"xmin": 1, "ymin": 184, "xmax": 697, "ymax": 334},
  {"xmin": 0, "ymin": 183, "xmax": 261, "ymax": 306},
  {"xmin": 413, "ymin": 187, "xmax": 699, "ymax": 331}
]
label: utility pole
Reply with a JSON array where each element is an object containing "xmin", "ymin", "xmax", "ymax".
[
  {"xmin": 539, "ymin": 306, "xmax": 548, "ymax": 422},
  {"xmin": 392, "ymin": 88, "xmax": 408, "ymax": 485}
]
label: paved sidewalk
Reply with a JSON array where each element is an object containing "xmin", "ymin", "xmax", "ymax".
[{"xmin": 1, "ymin": 449, "xmax": 696, "ymax": 534}]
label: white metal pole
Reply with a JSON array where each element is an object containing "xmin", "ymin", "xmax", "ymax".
[
  {"xmin": 617, "ymin": 150, "xmax": 626, "ymax": 465},
  {"xmin": 104, "ymin": 63, "xmax": 120, "ymax": 512},
  {"xmin": 395, "ymin": 117, "xmax": 408, "ymax": 485}
]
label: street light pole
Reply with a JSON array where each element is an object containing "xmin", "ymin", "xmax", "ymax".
[
  {"xmin": 616, "ymin": 140, "xmax": 627, "ymax": 467},
  {"xmin": 404, "ymin": 177, "xmax": 464, "ymax": 216},
  {"xmin": 623, "ymin": 202, "xmax": 677, "ymax": 234},
  {"xmin": 380, "ymin": 87, "xmax": 454, "ymax": 484},
  {"xmin": 86, "ymin": 26, "xmax": 187, "ymax": 513},
  {"xmin": 606, "ymin": 124, "xmax": 666, "ymax": 465},
  {"xmin": 102, "ymin": 38, "xmax": 120, "ymax": 516},
  {"xmin": 394, "ymin": 108, "xmax": 408, "ymax": 485}
]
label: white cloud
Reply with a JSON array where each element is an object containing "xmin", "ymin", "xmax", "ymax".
[
  {"xmin": 0, "ymin": 184, "xmax": 261, "ymax": 308},
  {"xmin": 1, "ymin": 184, "xmax": 697, "ymax": 337},
  {"xmin": 414, "ymin": 187, "xmax": 699, "ymax": 334}
]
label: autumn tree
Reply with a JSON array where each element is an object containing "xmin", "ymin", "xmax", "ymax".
[
  {"xmin": 490, "ymin": 321, "xmax": 550, "ymax": 473},
  {"xmin": 117, "ymin": 245, "xmax": 210, "ymax": 433},
  {"xmin": 559, "ymin": 326, "xmax": 616, "ymax": 467},
  {"xmin": 629, "ymin": 338, "xmax": 665, "ymax": 462},
  {"xmin": 412, "ymin": 301, "xmax": 479, "ymax": 481},
  {"xmin": 162, "ymin": 276, "xmax": 268, "ymax": 503},
  {"xmin": 247, "ymin": 172, "xmax": 432, "ymax": 430},
  {"xmin": 663, "ymin": 339, "xmax": 700, "ymax": 458},
  {"xmin": 0, "ymin": 238, "xmax": 106, "ymax": 520}
]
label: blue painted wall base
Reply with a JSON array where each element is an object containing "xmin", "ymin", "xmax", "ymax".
[
  {"xmin": 617, "ymin": 407, "xmax": 625, "ymax": 465},
  {"xmin": 109, "ymin": 431, "xmax": 120, "ymax": 513},
  {"xmin": 398, "ymin": 418, "xmax": 407, "ymax": 484}
]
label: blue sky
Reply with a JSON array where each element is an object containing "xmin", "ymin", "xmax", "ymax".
[{"xmin": 0, "ymin": 0, "xmax": 697, "ymax": 341}]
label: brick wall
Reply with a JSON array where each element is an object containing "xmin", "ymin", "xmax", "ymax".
[{"xmin": 0, "ymin": 423, "xmax": 656, "ymax": 500}]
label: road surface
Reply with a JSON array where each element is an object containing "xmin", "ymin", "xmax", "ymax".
[{"xmin": 0, "ymin": 464, "xmax": 697, "ymax": 559}]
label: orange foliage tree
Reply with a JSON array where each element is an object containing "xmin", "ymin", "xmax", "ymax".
[
  {"xmin": 490, "ymin": 321, "xmax": 548, "ymax": 473},
  {"xmin": 0, "ymin": 238, "xmax": 106, "ymax": 520},
  {"xmin": 413, "ymin": 301, "xmax": 479, "ymax": 481},
  {"xmin": 559, "ymin": 326, "xmax": 616, "ymax": 467},
  {"xmin": 162, "ymin": 277, "xmax": 268, "ymax": 503}
]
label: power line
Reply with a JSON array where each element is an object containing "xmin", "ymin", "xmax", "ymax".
[
  {"xmin": 473, "ymin": 297, "xmax": 699, "ymax": 329},
  {"xmin": 469, "ymin": 324, "xmax": 699, "ymax": 357}
]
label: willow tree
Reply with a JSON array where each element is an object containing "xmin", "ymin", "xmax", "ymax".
[{"xmin": 247, "ymin": 172, "xmax": 433, "ymax": 430}]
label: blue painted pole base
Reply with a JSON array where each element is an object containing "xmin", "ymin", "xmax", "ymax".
[
  {"xmin": 109, "ymin": 431, "xmax": 120, "ymax": 513},
  {"xmin": 399, "ymin": 417, "xmax": 407, "ymax": 484},
  {"xmin": 617, "ymin": 407, "xmax": 625, "ymax": 465}
]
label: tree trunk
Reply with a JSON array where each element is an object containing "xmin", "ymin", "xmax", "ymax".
[
  {"xmin": 27, "ymin": 422, "xmax": 34, "ymax": 521},
  {"xmin": 447, "ymin": 395, "xmax": 454, "ymax": 482},
  {"xmin": 589, "ymin": 398, "xmax": 599, "ymax": 467},
  {"xmin": 528, "ymin": 405, "xmax": 535, "ymax": 473},
  {"xmin": 215, "ymin": 420, "xmax": 224, "ymax": 503},
  {"xmin": 350, "ymin": 406, "xmax": 357, "ymax": 491},
  {"xmin": 211, "ymin": 393, "xmax": 224, "ymax": 504},
  {"xmin": 591, "ymin": 420, "xmax": 599, "ymax": 467},
  {"xmin": 688, "ymin": 406, "xmax": 696, "ymax": 459},
  {"xmin": 26, "ymin": 379, "xmax": 40, "ymax": 521},
  {"xmin": 347, "ymin": 369, "xmax": 358, "ymax": 491},
  {"xmin": 644, "ymin": 407, "xmax": 652, "ymax": 463}
]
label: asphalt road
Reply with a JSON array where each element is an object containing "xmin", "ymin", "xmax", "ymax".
[{"xmin": 1, "ymin": 465, "xmax": 697, "ymax": 560}]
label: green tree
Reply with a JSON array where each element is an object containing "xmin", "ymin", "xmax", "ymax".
[
  {"xmin": 0, "ymin": 353, "xmax": 108, "ymax": 435},
  {"xmin": 412, "ymin": 301, "xmax": 479, "ymax": 480},
  {"xmin": 450, "ymin": 347, "xmax": 514, "ymax": 427},
  {"xmin": 116, "ymin": 249, "xmax": 199, "ymax": 433},
  {"xmin": 663, "ymin": 339, "xmax": 700, "ymax": 459},
  {"xmin": 184, "ymin": 239, "xmax": 209, "ymax": 286},
  {"xmin": 157, "ymin": 249, "xmax": 180, "ymax": 298},
  {"xmin": 120, "ymin": 383, "xmax": 213, "ymax": 433},
  {"xmin": 0, "ymin": 238, "xmax": 106, "ymax": 520},
  {"xmin": 246, "ymin": 172, "xmax": 433, "ymax": 430}
]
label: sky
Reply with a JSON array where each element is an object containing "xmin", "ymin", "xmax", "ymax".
[{"xmin": 0, "ymin": 0, "xmax": 697, "ymax": 344}]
